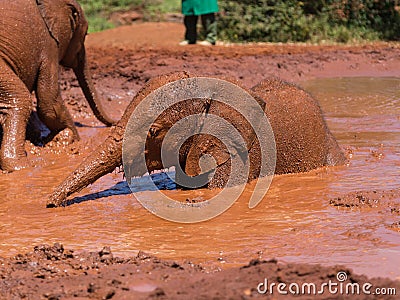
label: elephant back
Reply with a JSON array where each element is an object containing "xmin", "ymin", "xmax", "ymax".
[{"xmin": 251, "ymin": 77, "xmax": 335, "ymax": 174}]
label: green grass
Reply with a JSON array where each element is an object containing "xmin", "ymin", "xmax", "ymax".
[
  {"xmin": 217, "ymin": 0, "xmax": 400, "ymax": 43},
  {"xmin": 80, "ymin": 0, "xmax": 181, "ymax": 33},
  {"xmin": 147, "ymin": 0, "xmax": 180, "ymax": 14},
  {"xmin": 80, "ymin": 0, "xmax": 139, "ymax": 32},
  {"xmin": 79, "ymin": 0, "xmax": 400, "ymax": 42},
  {"xmin": 85, "ymin": 14, "xmax": 115, "ymax": 32}
]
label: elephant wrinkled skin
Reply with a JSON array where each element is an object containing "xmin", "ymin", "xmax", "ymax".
[
  {"xmin": 0, "ymin": 0, "xmax": 115, "ymax": 171},
  {"xmin": 47, "ymin": 72, "xmax": 346, "ymax": 207}
]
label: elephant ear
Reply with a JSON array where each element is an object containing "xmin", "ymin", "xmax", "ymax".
[
  {"xmin": 67, "ymin": 2, "xmax": 80, "ymax": 34},
  {"xmin": 36, "ymin": 0, "xmax": 80, "ymax": 45},
  {"xmin": 36, "ymin": 0, "xmax": 62, "ymax": 44}
]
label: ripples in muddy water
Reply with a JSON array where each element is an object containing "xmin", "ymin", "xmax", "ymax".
[
  {"xmin": 0, "ymin": 77, "xmax": 399, "ymax": 280},
  {"xmin": 302, "ymin": 77, "xmax": 400, "ymax": 191}
]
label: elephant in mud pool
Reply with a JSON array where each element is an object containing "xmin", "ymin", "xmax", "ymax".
[
  {"xmin": 0, "ymin": 0, "xmax": 115, "ymax": 172},
  {"xmin": 47, "ymin": 71, "xmax": 346, "ymax": 207}
]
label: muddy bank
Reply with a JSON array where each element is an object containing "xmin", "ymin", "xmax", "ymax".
[
  {"xmin": 84, "ymin": 22, "xmax": 400, "ymax": 86},
  {"xmin": 1, "ymin": 244, "xmax": 399, "ymax": 299},
  {"xmin": 60, "ymin": 25, "xmax": 400, "ymax": 135},
  {"xmin": 57, "ymin": 23, "xmax": 400, "ymax": 122},
  {"xmin": 75, "ymin": 42, "xmax": 400, "ymax": 121}
]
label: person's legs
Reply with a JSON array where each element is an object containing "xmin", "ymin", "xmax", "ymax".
[
  {"xmin": 200, "ymin": 13, "xmax": 217, "ymax": 45},
  {"xmin": 184, "ymin": 15, "xmax": 198, "ymax": 44}
]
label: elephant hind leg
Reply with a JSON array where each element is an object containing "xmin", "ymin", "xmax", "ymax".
[
  {"xmin": 36, "ymin": 61, "xmax": 80, "ymax": 142},
  {"xmin": 35, "ymin": 90, "xmax": 80, "ymax": 143},
  {"xmin": 0, "ymin": 60, "xmax": 31, "ymax": 171}
]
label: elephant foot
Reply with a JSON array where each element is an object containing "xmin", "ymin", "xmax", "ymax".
[
  {"xmin": 43, "ymin": 128, "xmax": 77, "ymax": 146},
  {"xmin": 1, "ymin": 156, "xmax": 29, "ymax": 172}
]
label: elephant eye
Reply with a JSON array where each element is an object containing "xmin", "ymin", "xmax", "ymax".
[{"xmin": 67, "ymin": 4, "xmax": 79, "ymax": 32}]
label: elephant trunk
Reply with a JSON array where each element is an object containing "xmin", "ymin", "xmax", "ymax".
[
  {"xmin": 47, "ymin": 71, "xmax": 192, "ymax": 206},
  {"xmin": 73, "ymin": 47, "xmax": 116, "ymax": 126},
  {"xmin": 46, "ymin": 125, "xmax": 124, "ymax": 207}
]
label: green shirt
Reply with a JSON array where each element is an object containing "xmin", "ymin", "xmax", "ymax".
[{"xmin": 182, "ymin": 0, "xmax": 219, "ymax": 16}]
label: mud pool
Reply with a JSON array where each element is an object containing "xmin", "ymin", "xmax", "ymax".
[{"xmin": 0, "ymin": 77, "xmax": 399, "ymax": 280}]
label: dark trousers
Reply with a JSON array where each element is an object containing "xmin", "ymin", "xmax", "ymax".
[{"xmin": 184, "ymin": 13, "xmax": 217, "ymax": 44}]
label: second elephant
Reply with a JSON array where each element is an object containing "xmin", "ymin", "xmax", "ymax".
[
  {"xmin": 47, "ymin": 72, "xmax": 346, "ymax": 207},
  {"xmin": 0, "ymin": 0, "xmax": 115, "ymax": 171}
]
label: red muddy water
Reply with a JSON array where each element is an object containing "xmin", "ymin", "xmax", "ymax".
[{"xmin": 0, "ymin": 22, "xmax": 399, "ymax": 299}]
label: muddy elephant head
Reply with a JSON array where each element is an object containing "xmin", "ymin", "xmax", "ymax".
[
  {"xmin": 47, "ymin": 71, "xmax": 192, "ymax": 207},
  {"xmin": 170, "ymin": 100, "xmax": 268, "ymax": 189},
  {"xmin": 37, "ymin": 0, "xmax": 115, "ymax": 126},
  {"xmin": 122, "ymin": 75, "xmax": 271, "ymax": 190}
]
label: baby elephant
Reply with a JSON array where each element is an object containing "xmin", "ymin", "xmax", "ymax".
[{"xmin": 47, "ymin": 72, "xmax": 345, "ymax": 207}]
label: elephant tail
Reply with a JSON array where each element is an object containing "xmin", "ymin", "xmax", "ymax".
[{"xmin": 325, "ymin": 132, "xmax": 347, "ymax": 166}]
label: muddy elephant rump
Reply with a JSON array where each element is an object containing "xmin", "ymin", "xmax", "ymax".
[{"xmin": 250, "ymin": 77, "xmax": 346, "ymax": 174}]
